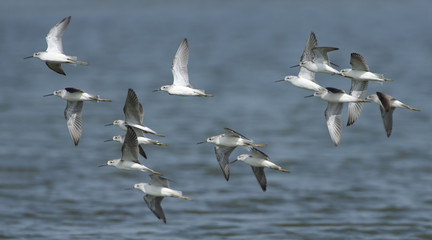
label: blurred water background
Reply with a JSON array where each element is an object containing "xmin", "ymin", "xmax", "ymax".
[{"xmin": 0, "ymin": 0, "xmax": 431, "ymax": 239}]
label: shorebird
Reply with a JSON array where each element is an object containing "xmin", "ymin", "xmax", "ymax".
[
  {"xmin": 44, "ymin": 87, "xmax": 111, "ymax": 146},
  {"xmin": 367, "ymin": 92, "xmax": 420, "ymax": 137},
  {"xmin": 134, "ymin": 174, "xmax": 192, "ymax": 224},
  {"xmin": 106, "ymin": 88, "xmax": 164, "ymax": 137},
  {"xmin": 306, "ymin": 87, "xmax": 369, "ymax": 146},
  {"xmin": 232, "ymin": 148, "xmax": 289, "ymax": 192},
  {"xmin": 154, "ymin": 38, "xmax": 212, "ymax": 97},
  {"xmin": 100, "ymin": 126, "xmax": 161, "ymax": 174},
  {"xmin": 198, "ymin": 128, "xmax": 265, "ymax": 181},
  {"xmin": 25, "ymin": 16, "xmax": 87, "ymax": 75},
  {"xmin": 341, "ymin": 53, "xmax": 392, "ymax": 126},
  {"xmin": 277, "ymin": 32, "xmax": 324, "ymax": 92},
  {"xmin": 104, "ymin": 134, "xmax": 167, "ymax": 159}
]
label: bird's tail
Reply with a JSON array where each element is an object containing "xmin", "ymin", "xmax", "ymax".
[
  {"xmin": 68, "ymin": 56, "xmax": 88, "ymax": 65},
  {"xmin": 252, "ymin": 143, "xmax": 266, "ymax": 147},
  {"xmin": 176, "ymin": 195, "xmax": 192, "ymax": 201},
  {"xmin": 89, "ymin": 94, "xmax": 112, "ymax": 102},
  {"xmin": 278, "ymin": 168, "xmax": 290, "ymax": 173},
  {"xmin": 404, "ymin": 105, "xmax": 420, "ymax": 111}
]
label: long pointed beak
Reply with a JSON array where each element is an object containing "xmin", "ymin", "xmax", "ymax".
[
  {"xmin": 290, "ymin": 64, "xmax": 300, "ymax": 68},
  {"xmin": 275, "ymin": 79, "xmax": 285, "ymax": 82},
  {"xmin": 152, "ymin": 89, "xmax": 161, "ymax": 92},
  {"xmin": 197, "ymin": 141, "xmax": 206, "ymax": 144},
  {"xmin": 104, "ymin": 123, "xmax": 113, "ymax": 126},
  {"xmin": 98, "ymin": 164, "xmax": 108, "ymax": 167},
  {"xmin": 104, "ymin": 139, "xmax": 113, "ymax": 142},
  {"xmin": 230, "ymin": 159, "xmax": 238, "ymax": 164},
  {"xmin": 43, "ymin": 93, "xmax": 54, "ymax": 97},
  {"xmin": 304, "ymin": 94, "xmax": 315, "ymax": 98},
  {"xmin": 24, "ymin": 56, "xmax": 33, "ymax": 59}
]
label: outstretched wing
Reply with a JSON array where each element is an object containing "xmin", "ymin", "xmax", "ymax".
[
  {"xmin": 172, "ymin": 38, "xmax": 190, "ymax": 87},
  {"xmin": 123, "ymin": 88, "xmax": 144, "ymax": 124},
  {"xmin": 144, "ymin": 195, "xmax": 166, "ymax": 224},
  {"xmin": 214, "ymin": 146, "xmax": 235, "ymax": 181},
  {"xmin": 46, "ymin": 16, "xmax": 71, "ymax": 54},
  {"xmin": 64, "ymin": 101, "xmax": 83, "ymax": 146}
]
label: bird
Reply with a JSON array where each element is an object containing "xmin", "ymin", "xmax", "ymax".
[
  {"xmin": 277, "ymin": 32, "xmax": 325, "ymax": 92},
  {"xmin": 198, "ymin": 128, "xmax": 265, "ymax": 181},
  {"xmin": 104, "ymin": 134, "xmax": 168, "ymax": 159},
  {"xmin": 232, "ymin": 148, "xmax": 290, "ymax": 192},
  {"xmin": 300, "ymin": 46, "xmax": 342, "ymax": 75},
  {"xmin": 99, "ymin": 126, "xmax": 161, "ymax": 174},
  {"xmin": 306, "ymin": 87, "xmax": 369, "ymax": 146},
  {"xmin": 24, "ymin": 16, "xmax": 87, "ymax": 75},
  {"xmin": 43, "ymin": 87, "xmax": 111, "ymax": 146},
  {"xmin": 134, "ymin": 174, "xmax": 192, "ymax": 224},
  {"xmin": 154, "ymin": 38, "xmax": 212, "ymax": 97},
  {"xmin": 367, "ymin": 92, "xmax": 420, "ymax": 137},
  {"xmin": 106, "ymin": 88, "xmax": 164, "ymax": 137},
  {"xmin": 341, "ymin": 53, "xmax": 392, "ymax": 126}
]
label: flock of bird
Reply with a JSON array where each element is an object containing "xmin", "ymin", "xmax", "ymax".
[{"xmin": 25, "ymin": 16, "xmax": 420, "ymax": 223}]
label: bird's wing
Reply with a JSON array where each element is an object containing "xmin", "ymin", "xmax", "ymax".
[
  {"xmin": 300, "ymin": 32, "xmax": 318, "ymax": 62},
  {"xmin": 350, "ymin": 53, "xmax": 369, "ymax": 71},
  {"xmin": 45, "ymin": 62, "xmax": 65, "ymax": 75},
  {"xmin": 123, "ymin": 88, "xmax": 143, "ymax": 124},
  {"xmin": 171, "ymin": 38, "xmax": 190, "ymax": 87},
  {"xmin": 312, "ymin": 47, "xmax": 338, "ymax": 64},
  {"xmin": 64, "ymin": 101, "xmax": 83, "ymax": 146},
  {"xmin": 250, "ymin": 147, "xmax": 269, "ymax": 160},
  {"xmin": 214, "ymin": 146, "xmax": 235, "ymax": 181},
  {"xmin": 251, "ymin": 166, "xmax": 267, "ymax": 192},
  {"xmin": 347, "ymin": 80, "xmax": 368, "ymax": 126},
  {"xmin": 121, "ymin": 126, "xmax": 140, "ymax": 163},
  {"xmin": 325, "ymin": 102, "xmax": 343, "ymax": 146},
  {"xmin": 46, "ymin": 16, "xmax": 71, "ymax": 54},
  {"xmin": 297, "ymin": 66, "xmax": 316, "ymax": 82},
  {"xmin": 149, "ymin": 174, "xmax": 170, "ymax": 188},
  {"xmin": 224, "ymin": 127, "xmax": 248, "ymax": 139},
  {"xmin": 144, "ymin": 195, "xmax": 166, "ymax": 224}
]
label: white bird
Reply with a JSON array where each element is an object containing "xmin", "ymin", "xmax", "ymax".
[
  {"xmin": 100, "ymin": 126, "xmax": 161, "ymax": 174},
  {"xmin": 367, "ymin": 92, "xmax": 420, "ymax": 137},
  {"xmin": 341, "ymin": 53, "xmax": 392, "ymax": 126},
  {"xmin": 104, "ymin": 134, "xmax": 167, "ymax": 159},
  {"xmin": 154, "ymin": 38, "xmax": 212, "ymax": 97},
  {"xmin": 134, "ymin": 174, "xmax": 192, "ymax": 224},
  {"xmin": 233, "ymin": 148, "xmax": 290, "ymax": 192},
  {"xmin": 307, "ymin": 87, "xmax": 369, "ymax": 146},
  {"xmin": 300, "ymin": 46, "xmax": 342, "ymax": 75},
  {"xmin": 24, "ymin": 16, "xmax": 88, "ymax": 75},
  {"xmin": 198, "ymin": 128, "xmax": 265, "ymax": 181},
  {"xmin": 277, "ymin": 32, "xmax": 324, "ymax": 92},
  {"xmin": 106, "ymin": 88, "xmax": 164, "ymax": 137},
  {"xmin": 44, "ymin": 87, "xmax": 111, "ymax": 146}
]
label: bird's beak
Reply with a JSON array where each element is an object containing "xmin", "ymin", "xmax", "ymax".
[
  {"xmin": 275, "ymin": 79, "xmax": 284, "ymax": 82},
  {"xmin": 230, "ymin": 159, "xmax": 238, "ymax": 164},
  {"xmin": 152, "ymin": 89, "xmax": 161, "ymax": 92},
  {"xmin": 197, "ymin": 141, "xmax": 206, "ymax": 144},
  {"xmin": 124, "ymin": 187, "xmax": 133, "ymax": 190},
  {"xmin": 104, "ymin": 123, "xmax": 113, "ymax": 126},
  {"xmin": 104, "ymin": 139, "xmax": 113, "ymax": 142},
  {"xmin": 289, "ymin": 64, "xmax": 300, "ymax": 68},
  {"xmin": 304, "ymin": 94, "xmax": 315, "ymax": 98},
  {"xmin": 98, "ymin": 164, "xmax": 107, "ymax": 167},
  {"xmin": 24, "ymin": 56, "xmax": 33, "ymax": 59},
  {"xmin": 43, "ymin": 93, "xmax": 54, "ymax": 97}
]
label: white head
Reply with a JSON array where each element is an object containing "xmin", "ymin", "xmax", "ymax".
[
  {"xmin": 113, "ymin": 120, "xmax": 125, "ymax": 127},
  {"xmin": 160, "ymin": 85, "xmax": 170, "ymax": 92},
  {"xmin": 106, "ymin": 159, "xmax": 120, "ymax": 166},
  {"xmin": 197, "ymin": 135, "xmax": 218, "ymax": 144},
  {"xmin": 112, "ymin": 135, "xmax": 124, "ymax": 143},
  {"xmin": 134, "ymin": 183, "xmax": 148, "ymax": 192},
  {"xmin": 283, "ymin": 76, "xmax": 295, "ymax": 82},
  {"xmin": 43, "ymin": 89, "xmax": 66, "ymax": 98},
  {"xmin": 366, "ymin": 94, "xmax": 379, "ymax": 103}
]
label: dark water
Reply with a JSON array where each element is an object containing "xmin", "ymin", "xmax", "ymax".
[{"xmin": 1, "ymin": 0, "xmax": 431, "ymax": 239}]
